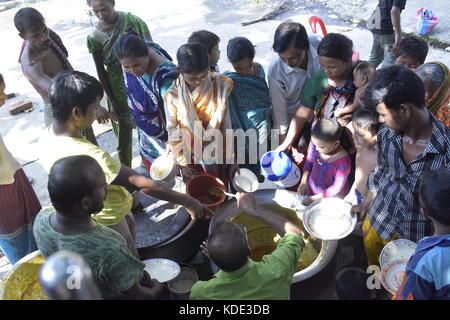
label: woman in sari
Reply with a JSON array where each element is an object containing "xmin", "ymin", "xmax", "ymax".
[
  {"xmin": 114, "ymin": 34, "xmax": 178, "ymax": 172},
  {"xmin": 164, "ymin": 43, "xmax": 235, "ymax": 184},
  {"xmin": 416, "ymin": 62, "xmax": 449, "ymax": 127},
  {"xmin": 224, "ymin": 37, "xmax": 272, "ymax": 176},
  {"xmin": 279, "ymin": 33, "xmax": 357, "ymax": 154},
  {"xmin": 86, "ymin": 0, "xmax": 152, "ymax": 167}
]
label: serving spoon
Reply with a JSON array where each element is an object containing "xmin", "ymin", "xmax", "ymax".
[{"xmin": 208, "ymin": 186, "xmax": 237, "ymax": 199}]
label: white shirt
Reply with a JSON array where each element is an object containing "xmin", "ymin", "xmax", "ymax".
[
  {"xmin": 0, "ymin": 133, "xmax": 21, "ymax": 185},
  {"xmin": 267, "ymin": 35, "xmax": 321, "ymax": 135}
]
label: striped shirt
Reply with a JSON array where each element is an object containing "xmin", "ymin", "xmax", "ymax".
[
  {"xmin": 394, "ymin": 235, "xmax": 450, "ymax": 300},
  {"xmin": 367, "ymin": 115, "xmax": 450, "ymax": 242}
]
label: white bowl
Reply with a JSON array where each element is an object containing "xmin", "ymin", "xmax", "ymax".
[
  {"xmin": 150, "ymin": 155, "xmax": 178, "ymax": 182},
  {"xmin": 302, "ymin": 197, "xmax": 356, "ymax": 240},
  {"xmin": 380, "ymin": 239, "xmax": 417, "ymax": 269},
  {"xmin": 232, "ymin": 168, "xmax": 259, "ymax": 193},
  {"xmin": 143, "ymin": 258, "xmax": 180, "ymax": 283}
]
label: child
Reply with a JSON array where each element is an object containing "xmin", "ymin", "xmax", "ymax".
[
  {"xmin": 345, "ymin": 107, "xmax": 379, "ymax": 206},
  {"xmin": 224, "ymin": 37, "xmax": 272, "ymax": 176},
  {"xmin": 298, "ymin": 118, "xmax": 352, "ymax": 206},
  {"xmin": 334, "ymin": 61, "xmax": 375, "ymax": 121},
  {"xmin": 335, "ymin": 267, "xmax": 375, "ymax": 300},
  {"xmin": 188, "ymin": 30, "xmax": 221, "ymax": 73},
  {"xmin": 394, "ymin": 168, "xmax": 450, "ymax": 300},
  {"xmin": 395, "ymin": 36, "xmax": 429, "ymax": 71}
]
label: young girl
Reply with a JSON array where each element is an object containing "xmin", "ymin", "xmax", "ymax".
[
  {"xmin": 298, "ymin": 118, "xmax": 352, "ymax": 206},
  {"xmin": 224, "ymin": 37, "xmax": 272, "ymax": 176}
]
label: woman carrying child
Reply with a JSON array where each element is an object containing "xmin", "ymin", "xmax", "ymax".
[
  {"xmin": 278, "ymin": 33, "xmax": 358, "ymax": 154},
  {"xmin": 298, "ymin": 118, "xmax": 352, "ymax": 206},
  {"xmin": 223, "ymin": 37, "xmax": 272, "ymax": 175},
  {"xmin": 114, "ymin": 34, "xmax": 178, "ymax": 172},
  {"xmin": 164, "ymin": 43, "xmax": 236, "ymax": 184}
]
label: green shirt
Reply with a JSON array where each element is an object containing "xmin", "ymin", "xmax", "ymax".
[
  {"xmin": 190, "ymin": 233, "xmax": 305, "ymax": 300},
  {"xmin": 33, "ymin": 207, "xmax": 144, "ymax": 299},
  {"xmin": 299, "ymin": 69, "xmax": 328, "ymax": 111}
]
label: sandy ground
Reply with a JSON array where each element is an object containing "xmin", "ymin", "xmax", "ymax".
[{"xmin": 0, "ymin": 0, "xmax": 449, "ymax": 284}]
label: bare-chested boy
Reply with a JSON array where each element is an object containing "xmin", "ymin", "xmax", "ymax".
[
  {"xmin": 345, "ymin": 107, "xmax": 379, "ymax": 207},
  {"xmin": 13, "ymin": 7, "xmax": 102, "ymax": 142}
]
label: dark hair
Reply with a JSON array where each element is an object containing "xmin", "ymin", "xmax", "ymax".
[
  {"xmin": 49, "ymin": 71, "xmax": 104, "ymax": 122},
  {"xmin": 114, "ymin": 34, "xmax": 148, "ymax": 60},
  {"xmin": 352, "ymin": 107, "xmax": 380, "ymax": 136},
  {"xmin": 335, "ymin": 267, "xmax": 372, "ymax": 300},
  {"xmin": 318, "ymin": 33, "xmax": 353, "ymax": 62},
  {"xmin": 419, "ymin": 168, "xmax": 450, "ymax": 225},
  {"xmin": 48, "ymin": 155, "xmax": 104, "ymax": 213},
  {"xmin": 272, "ymin": 21, "xmax": 309, "ymax": 53},
  {"xmin": 354, "ymin": 61, "xmax": 375, "ymax": 80},
  {"xmin": 14, "ymin": 7, "xmax": 46, "ymax": 34},
  {"xmin": 227, "ymin": 37, "xmax": 255, "ymax": 63},
  {"xmin": 86, "ymin": 0, "xmax": 115, "ymax": 6},
  {"xmin": 187, "ymin": 30, "xmax": 220, "ymax": 54},
  {"xmin": 311, "ymin": 118, "xmax": 342, "ymax": 143},
  {"xmin": 395, "ymin": 36, "xmax": 429, "ymax": 65},
  {"xmin": 176, "ymin": 43, "xmax": 209, "ymax": 74},
  {"xmin": 207, "ymin": 222, "xmax": 249, "ymax": 272},
  {"xmin": 363, "ymin": 65, "xmax": 425, "ymax": 110},
  {"xmin": 0, "ymin": 73, "xmax": 4, "ymax": 85}
]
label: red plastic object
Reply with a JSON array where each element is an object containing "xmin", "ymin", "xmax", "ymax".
[
  {"xmin": 309, "ymin": 15, "xmax": 360, "ymax": 63},
  {"xmin": 186, "ymin": 173, "xmax": 226, "ymax": 215},
  {"xmin": 309, "ymin": 16, "xmax": 328, "ymax": 36}
]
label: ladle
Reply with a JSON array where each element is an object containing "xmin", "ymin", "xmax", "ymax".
[{"xmin": 208, "ymin": 186, "xmax": 237, "ymax": 199}]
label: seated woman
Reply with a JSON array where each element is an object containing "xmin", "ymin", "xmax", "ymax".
[
  {"xmin": 224, "ymin": 37, "xmax": 272, "ymax": 176},
  {"xmin": 114, "ymin": 34, "xmax": 178, "ymax": 172},
  {"xmin": 415, "ymin": 62, "xmax": 449, "ymax": 127},
  {"xmin": 164, "ymin": 43, "xmax": 235, "ymax": 184},
  {"xmin": 279, "ymin": 33, "xmax": 357, "ymax": 155}
]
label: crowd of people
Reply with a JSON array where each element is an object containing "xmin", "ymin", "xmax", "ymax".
[{"xmin": 0, "ymin": 0, "xmax": 449, "ymax": 300}]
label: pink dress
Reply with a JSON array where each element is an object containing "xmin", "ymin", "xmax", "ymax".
[{"xmin": 304, "ymin": 142, "xmax": 351, "ymax": 198}]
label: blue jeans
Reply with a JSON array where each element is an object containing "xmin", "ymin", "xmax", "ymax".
[
  {"xmin": 0, "ymin": 229, "xmax": 38, "ymax": 265},
  {"xmin": 369, "ymin": 32, "xmax": 395, "ymax": 69}
]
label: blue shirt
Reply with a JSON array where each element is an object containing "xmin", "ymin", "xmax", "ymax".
[{"xmin": 396, "ymin": 235, "xmax": 450, "ymax": 300}]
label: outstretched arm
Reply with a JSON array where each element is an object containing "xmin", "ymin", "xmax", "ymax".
[{"xmin": 236, "ymin": 193, "xmax": 302, "ymax": 236}]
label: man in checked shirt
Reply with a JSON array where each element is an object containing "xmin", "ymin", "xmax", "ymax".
[{"xmin": 352, "ymin": 65, "xmax": 450, "ymax": 266}]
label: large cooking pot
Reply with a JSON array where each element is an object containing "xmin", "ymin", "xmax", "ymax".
[
  {"xmin": 135, "ymin": 193, "xmax": 210, "ymax": 263},
  {"xmin": 209, "ymin": 189, "xmax": 338, "ymax": 283}
]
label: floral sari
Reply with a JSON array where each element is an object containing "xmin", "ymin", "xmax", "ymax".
[{"xmin": 425, "ymin": 62, "xmax": 449, "ymax": 127}]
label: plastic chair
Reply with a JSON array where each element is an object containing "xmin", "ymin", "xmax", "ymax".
[
  {"xmin": 309, "ymin": 16, "xmax": 328, "ymax": 36},
  {"xmin": 309, "ymin": 15, "xmax": 360, "ymax": 63}
]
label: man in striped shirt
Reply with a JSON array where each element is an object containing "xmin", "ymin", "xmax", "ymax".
[{"xmin": 353, "ymin": 65, "xmax": 450, "ymax": 266}]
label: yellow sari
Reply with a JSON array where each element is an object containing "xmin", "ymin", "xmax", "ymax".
[{"xmin": 164, "ymin": 72, "xmax": 234, "ymax": 169}]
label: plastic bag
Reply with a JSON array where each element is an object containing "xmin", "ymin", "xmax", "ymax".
[{"xmin": 416, "ymin": 8, "xmax": 439, "ymax": 35}]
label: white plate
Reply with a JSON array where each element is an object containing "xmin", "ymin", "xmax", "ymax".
[
  {"xmin": 303, "ymin": 197, "xmax": 356, "ymax": 240},
  {"xmin": 143, "ymin": 258, "xmax": 180, "ymax": 283},
  {"xmin": 380, "ymin": 259, "xmax": 408, "ymax": 294},
  {"xmin": 380, "ymin": 239, "xmax": 417, "ymax": 269}
]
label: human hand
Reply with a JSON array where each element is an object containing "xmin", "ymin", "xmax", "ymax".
[
  {"xmin": 181, "ymin": 166, "xmax": 196, "ymax": 184},
  {"xmin": 96, "ymin": 107, "xmax": 113, "ymax": 124},
  {"xmin": 351, "ymin": 204, "xmax": 367, "ymax": 221},
  {"xmin": 236, "ymin": 192, "xmax": 258, "ymax": 215},
  {"xmin": 276, "ymin": 141, "xmax": 291, "ymax": 153},
  {"xmin": 301, "ymin": 196, "xmax": 314, "ymax": 206},
  {"xmin": 200, "ymin": 241, "xmax": 210, "ymax": 259},
  {"xmin": 291, "ymin": 147, "xmax": 305, "ymax": 164},
  {"xmin": 297, "ymin": 182, "xmax": 309, "ymax": 196}
]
